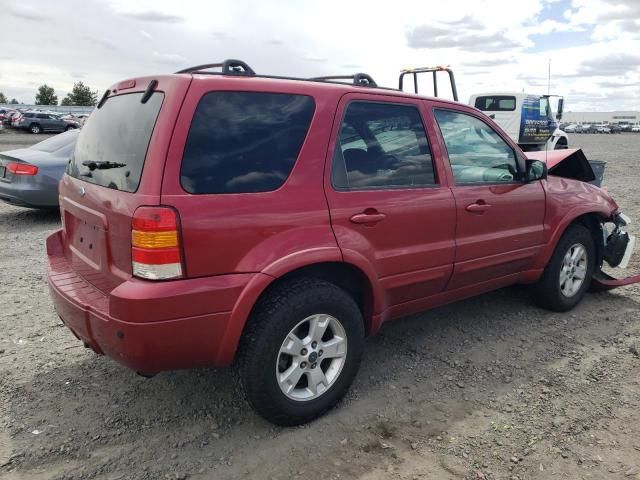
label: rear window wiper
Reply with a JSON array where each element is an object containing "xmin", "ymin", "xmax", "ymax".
[{"xmin": 82, "ymin": 160, "xmax": 127, "ymax": 171}]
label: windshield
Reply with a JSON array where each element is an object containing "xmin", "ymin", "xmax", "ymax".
[
  {"xmin": 30, "ymin": 130, "xmax": 78, "ymax": 153},
  {"xmin": 66, "ymin": 92, "xmax": 163, "ymax": 192},
  {"xmin": 474, "ymin": 96, "xmax": 516, "ymax": 112}
]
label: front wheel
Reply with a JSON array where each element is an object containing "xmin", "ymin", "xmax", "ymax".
[
  {"xmin": 533, "ymin": 224, "xmax": 595, "ymax": 312},
  {"xmin": 237, "ymin": 278, "xmax": 364, "ymax": 425},
  {"xmin": 29, "ymin": 123, "xmax": 42, "ymax": 134}
]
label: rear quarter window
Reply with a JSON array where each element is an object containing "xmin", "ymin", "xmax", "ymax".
[{"xmin": 180, "ymin": 92, "xmax": 315, "ymax": 194}]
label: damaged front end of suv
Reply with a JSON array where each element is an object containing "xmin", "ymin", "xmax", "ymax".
[
  {"xmin": 527, "ymin": 148, "xmax": 639, "ymax": 291},
  {"xmin": 593, "ymin": 212, "xmax": 639, "ymax": 290}
]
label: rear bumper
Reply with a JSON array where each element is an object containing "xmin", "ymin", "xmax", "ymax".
[{"xmin": 47, "ymin": 230, "xmax": 255, "ymax": 372}]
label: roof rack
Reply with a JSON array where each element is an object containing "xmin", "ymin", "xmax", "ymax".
[
  {"xmin": 310, "ymin": 73, "xmax": 378, "ymax": 88},
  {"xmin": 173, "ymin": 59, "xmax": 383, "ymax": 90},
  {"xmin": 399, "ymin": 66, "xmax": 458, "ymax": 101},
  {"xmin": 175, "ymin": 59, "xmax": 256, "ymax": 76}
]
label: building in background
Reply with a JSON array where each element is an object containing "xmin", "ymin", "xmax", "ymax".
[{"xmin": 562, "ymin": 111, "xmax": 639, "ymax": 125}]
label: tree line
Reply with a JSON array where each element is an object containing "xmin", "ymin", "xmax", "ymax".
[{"xmin": 0, "ymin": 82, "xmax": 98, "ymax": 106}]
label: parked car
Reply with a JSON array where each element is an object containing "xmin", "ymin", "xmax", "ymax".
[
  {"xmin": 0, "ymin": 108, "xmax": 16, "ymax": 125},
  {"xmin": 0, "ymin": 130, "xmax": 78, "ymax": 208},
  {"xmin": 7, "ymin": 111, "xmax": 22, "ymax": 127},
  {"xmin": 46, "ymin": 60, "xmax": 639, "ymax": 426},
  {"xmin": 632, "ymin": 124, "xmax": 640, "ymax": 132},
  {"xmin": 14, "ymin": 111, "xmax": 79, "ymax": 134},
  {"xmin": 609, "ymin": 125, "xmax": 623, "ymax": 134},
  {"xmin": 596, "ymin": 124, "xmax": 611, "ymax": 134},
  {"xmin": 564, "ymin": 123, "xmax": 578, "ymax": 133}
]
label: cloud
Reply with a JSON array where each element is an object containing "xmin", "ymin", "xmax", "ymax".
[
  {"xmin": 465, "ymin": 58, "xmax": 516, "ymax": 67},
  {"xmin": 70, "ymin": 71, "xmax": 86, "ymax": 79},
  {"xmin": 574, "ymin": 53, "xmax": 640, "ymax": 76},
  {"xmin": 598, "ymin": 80, "xmax": 640, "ymax": 89},
  {"xmin": 7, "ymin": 5, "xmax": 49, "ymax": 21},
  {"xmin": 303, "ymin": 56, "xmax": 328, "ymax": 63},
  {"xmin": 81, "ymin": 35, "xmax": 119, "ymax": 51},
  {"xmin": 140, "ymin": 30, "xmax": 152, "ymax": 40},
  {"xmin": 406, "ymin": 16, "xmax": 525, "ymax": 52},
  {"xmin": 119, "ymin": 10, "xmax": 183, "ymax": 23},
  {"xmin": 151, "ymin": 52, "xmax": 189, "ymax": 65}
]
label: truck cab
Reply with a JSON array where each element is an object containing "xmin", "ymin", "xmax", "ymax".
[{"xmin": 469, "ymin": 93, "xmax": 568, "ymax": 152}]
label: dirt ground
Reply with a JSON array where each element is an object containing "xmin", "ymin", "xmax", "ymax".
[{"xmin": 1, "ymin": 130, "xmax": 639, "ymax": 480}]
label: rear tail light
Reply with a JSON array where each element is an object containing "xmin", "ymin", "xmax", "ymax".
[
  {"xmin": 7, "ymin": 162, "xmax": 38, "ymax": 176},
  {"xmin": 131, "ymin": 206, "xmax": 183, "ymax": 280}
]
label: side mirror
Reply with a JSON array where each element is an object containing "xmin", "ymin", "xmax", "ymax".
[
  {"xmin": 526, "ymin": 159, "xmax": 547, "ymax": 182},
  {"xmin": 556, "ymin": 98, "xmax": 564, "ymax": 121}
]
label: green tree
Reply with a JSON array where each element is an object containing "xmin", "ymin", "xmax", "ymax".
[
  {"xmin": 0, "ymin": 92, "xmax": 7, "ymax": 104},
  {"xmin": 35, "ymin": 84, "xmax": 58, "ymax": 105},
  {"xmin": 61, "ymin": 82, "xmax": 98, "ymax": 106},
  {"xmin": 9, "ymin": 98, "xmax": 19, "ymax": 104}
]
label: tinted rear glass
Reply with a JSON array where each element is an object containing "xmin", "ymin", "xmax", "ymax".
[
  {"xmin": 66, "ymin": 92, "xmax": 163, "ymax": 192},
  {"xmin": 180, "ymin": 92, "xmax": 315, "ymax": 194},
  {"xmin": 474, "ymin": 96, "xmax": 516, "ymax": 111}
]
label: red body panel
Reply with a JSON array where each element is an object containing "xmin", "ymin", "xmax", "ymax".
[
  {"xmin": 323, "ymin": 93, "xmax": 456, "ymax": 313},
  {"xmin": 46, "ymin": 73, "xmax": 629, "ymax": 372}
]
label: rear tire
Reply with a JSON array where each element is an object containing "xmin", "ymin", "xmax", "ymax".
[
  {"xmin": 236, "ymin": 278, "xmax": 364, "ymax": 426},
  {"xmin": 533, "ymin": 224, "xmax": 595, "ymax": 312},
  {"xmin": 29, "ymin": 123, "xmax": 41, "ymax": 134}
]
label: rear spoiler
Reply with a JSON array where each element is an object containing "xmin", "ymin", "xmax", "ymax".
[{"xmin": 525, "ymin": 148, "xmax": 596, "ymax": 184}]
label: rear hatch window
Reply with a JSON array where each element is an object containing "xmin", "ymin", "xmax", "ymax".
[
  {"xmin": 180, "ymin": 92, "xmax": 314, "ymax": 194},
  {"xmin": 66, "ymin": 92, "xmax": 163, "ymax": 192}
]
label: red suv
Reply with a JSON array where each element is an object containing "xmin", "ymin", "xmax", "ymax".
[{"xmin": 47, "ymin": 60, "xmax": 638, "ymax": 425}]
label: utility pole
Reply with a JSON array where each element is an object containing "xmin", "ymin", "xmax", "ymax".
[{"xmin": 548, "ymin": 58, "xmax": 551, "ymax": 95}]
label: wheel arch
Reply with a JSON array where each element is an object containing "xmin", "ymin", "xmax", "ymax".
[
  {"xmin": 216, "ymin": 259, "xmax": 380, "ymax": 366},
  {"xmin": 535, "ymin": 209, "xmax": 610, "ymax": 271}
]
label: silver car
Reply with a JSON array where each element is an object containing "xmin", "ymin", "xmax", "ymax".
[
  {"xmin": 0, "ymin": 130, "xmax": 78, "ymax": 208},
  {"xmin": 15, "ymin": 111, "xmax": 79, "ymax": 134}
]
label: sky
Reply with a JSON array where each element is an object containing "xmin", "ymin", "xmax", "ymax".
[{"xmin": 0, "ymin": 0, "xmax": 638, "ymax": 111}]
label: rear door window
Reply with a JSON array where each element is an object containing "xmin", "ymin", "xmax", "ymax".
[
  {"xmin": 331, "ymin": 101, "xmax": 436, "ymax": 190},
  {"xmin": 180, "ymin": 92, "xmax": 315, "ymax": 194},
  {"xmin": 66, "ymin": 92, "xmax": 163, "ymax": 192}
]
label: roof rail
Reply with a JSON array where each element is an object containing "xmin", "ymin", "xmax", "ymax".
[
  {"xmin": 399, "ymin": 66, "xmax": 458, "ymax": 101},
  {"xmin": 310, "ymin": 73, "xmax": 378, "ymax": 88},
  {"xmin": 175, "ymin": 59, "xmax": 256, "ymax": 76}
]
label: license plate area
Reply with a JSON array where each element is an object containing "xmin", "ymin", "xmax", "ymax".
[{"xmin": 65, "ymin": 210, "xmax": 104, "ymax": 270}]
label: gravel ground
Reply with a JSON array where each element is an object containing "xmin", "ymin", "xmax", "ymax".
[{"xmin": 1, "ymin": 130, "xmax": 639, "ymax": 480}]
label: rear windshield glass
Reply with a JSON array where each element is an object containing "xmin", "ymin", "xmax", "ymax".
[
  {"xmin": 31, "ymin": 130, "xmax": 78, "ymax": 153},
  {"xmin": 180, "ymin": 92, "xmax": 315, "ymax": 194},
  {"xmin": 474, "ymin": 96, "xmax": 516, "ymax": 111},
  {"xmin": 66, "ymin": 92, "xmax": 163, "ymax": 192}
]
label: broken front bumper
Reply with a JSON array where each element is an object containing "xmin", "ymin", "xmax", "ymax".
[{"xmin": 592, "ymin": 212, "xmax": 640, "ymax": 291}]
